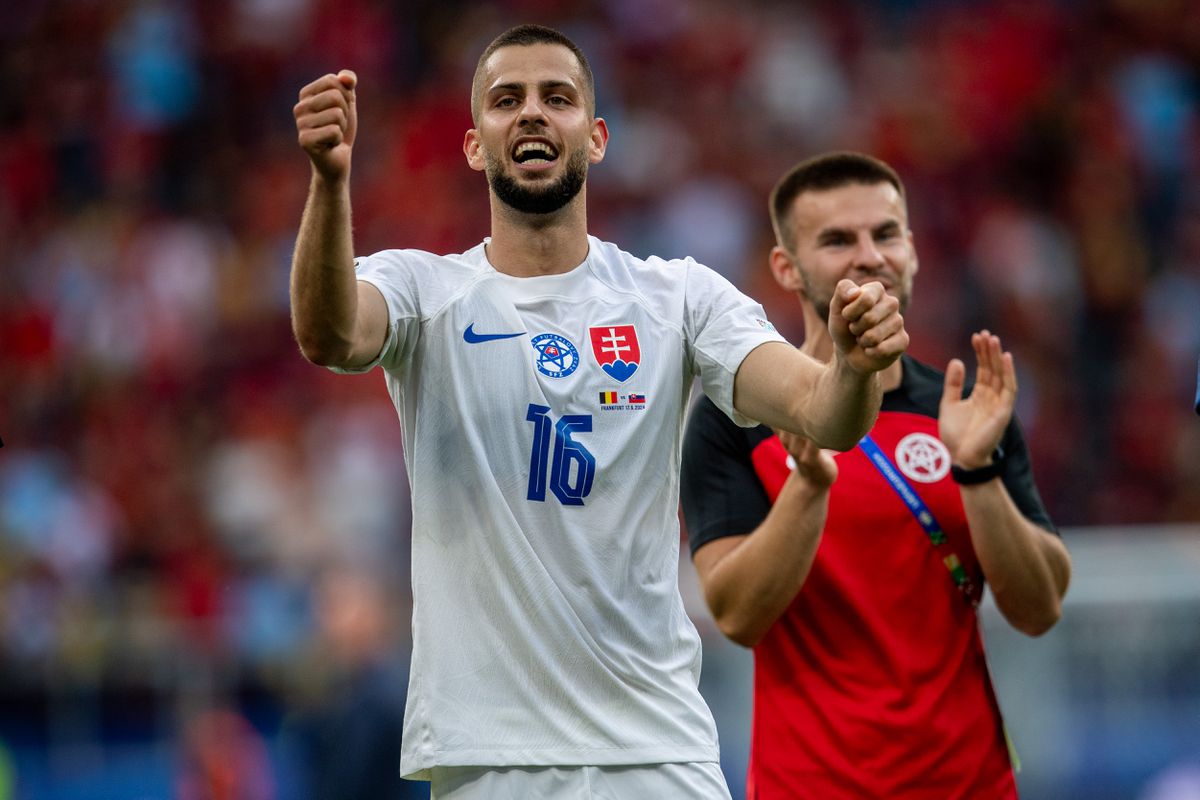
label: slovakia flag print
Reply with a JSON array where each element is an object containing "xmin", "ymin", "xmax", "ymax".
[{"xmin": 589, "ymin": 325, "xmax": 641, "ymax": 382}]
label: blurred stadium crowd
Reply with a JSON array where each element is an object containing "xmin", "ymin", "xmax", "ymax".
[{"xmin": 1, "ymin": 0, "xmax": 1198, "ymax": 795}]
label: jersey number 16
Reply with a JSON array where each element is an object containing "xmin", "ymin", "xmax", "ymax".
[{"xmin": 525, "ymin": 404, "xmax": 596, "ymax": 506}]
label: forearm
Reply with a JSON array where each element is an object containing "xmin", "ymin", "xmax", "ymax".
[
  {"xmin": 962, "ymin": 483, "xmax": 1071, "ymax": 636},
  {"xmin": 735, "ymin": 344, "xmax": 882, "ymax": 452},
  {"xmin": 699, "ymin": 477, "xmax": 829, "ymax": 647},
  {"xmin": 290, "ymin": 173, "xmax": 361, "ymax": 366},
  {"xmin": 802, "ymin": 354, "xmax": 882, "ymax": 450}
]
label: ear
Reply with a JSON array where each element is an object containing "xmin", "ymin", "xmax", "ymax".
[
  {"xmin": 588, "ymin": 117, "xmax": 609, "ymax": 165},
  {"xmin": 768, "ymin": 246, "xmax": 805, "ymax": 293},
  {"xmin": 463, "ymin": 128, "xmax": 485, "ymax": 172}
]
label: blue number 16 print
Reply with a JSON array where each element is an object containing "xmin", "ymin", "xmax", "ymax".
[{"xmin": 525, "ymin": 404, "xmax": 596, "ymax": 506}]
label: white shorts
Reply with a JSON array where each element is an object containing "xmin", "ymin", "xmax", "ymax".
[{"xmin": 426, "ymin": 762, "xmax": 732, "ymax": 799}]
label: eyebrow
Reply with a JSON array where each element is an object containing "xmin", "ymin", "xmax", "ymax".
[
  {"xmin": 487, "ymin": 80, "xmax": 578, "ymax": 96},
  {"xmin": 815, "ymin": 219, "xmax": 902, "ymax": 242}
]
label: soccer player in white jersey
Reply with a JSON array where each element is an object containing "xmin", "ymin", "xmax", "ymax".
[{"xmin": 290, "ymin": 24, "xmax": 908, "ymax": 799}]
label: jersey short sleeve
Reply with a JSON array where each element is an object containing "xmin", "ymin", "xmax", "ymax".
[
  {"xmin": 682, "ymin": 259, "xmax": 787, "ymax": 426},
  {"xmin": 327, "ymin": 251, "xmax": 426, "ymax": 375},
  {"xmin": 680, "ymin": 396, "xmax": 772, "ymax": 555},
  {"xmin": 996, "ymin": 415, "xmax": 1057, "ymax": 533}
]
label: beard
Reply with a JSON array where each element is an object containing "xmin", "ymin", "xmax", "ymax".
[{"xmin": 486, "ymin": 147, "xmax": 588, "ymax": 215}]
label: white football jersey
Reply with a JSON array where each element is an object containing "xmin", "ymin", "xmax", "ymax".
[{"xmin": 340, "ymin": 235, "xmax": 785, "ymax": 779}]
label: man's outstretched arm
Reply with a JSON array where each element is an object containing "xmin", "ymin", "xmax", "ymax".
[
  {"xmin": 290, "ymin": 69, "xmax": 387, "ymax": 369},
  {"xmin": 734, "ymin": 279, "xmax": 908, "ymax": 451}
]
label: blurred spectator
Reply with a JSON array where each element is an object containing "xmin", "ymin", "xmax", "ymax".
[
  {"xmin": 176, "ymin": 707, "xmax": 275, "ymax": 800},
  {"xmin": 284, "ymin": 566, "xmax": 420, "ymax": 799}
]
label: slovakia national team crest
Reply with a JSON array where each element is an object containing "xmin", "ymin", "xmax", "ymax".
[
  {"xmin": 589, "ymin": 324, "xmax": 640, "ymax": 382},
  {"xmin": 895, "ymin": 432, "xmax": 951, "ymax": 483}
]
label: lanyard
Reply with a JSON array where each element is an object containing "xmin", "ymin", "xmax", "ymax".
[{"xmin": 857, "ymin": 434, "xmax": 978, "ymax": 607}]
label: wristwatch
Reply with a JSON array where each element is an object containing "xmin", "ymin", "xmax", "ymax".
[{"xmin": 950, "ymin": 447, "xmax": 1005, "ymax": 485}]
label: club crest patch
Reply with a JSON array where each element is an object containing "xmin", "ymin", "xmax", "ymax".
[
  {"xmin": 589, "ymin": 325, "xmax": 640, "ymax": 382},
  {"xmin": 894, "ymin": 433, "xmax": 951, "ymax": 483},
  {"xmin": 530, "ymin": 333, "xmax": 580, "ymax": 378}
]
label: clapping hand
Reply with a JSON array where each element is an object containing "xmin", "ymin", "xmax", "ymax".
[{"xmin": 938, "ymin": 331, "xmax": 1016, "ymax": 469}]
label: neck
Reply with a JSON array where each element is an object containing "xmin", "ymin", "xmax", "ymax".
[
  {"xmin": 801, "ymin": 302, "xmax": 904, "ymax": 392},
  {"xmin": 486, "ymin": 191, "xmax": 590, "ymax": 277}
]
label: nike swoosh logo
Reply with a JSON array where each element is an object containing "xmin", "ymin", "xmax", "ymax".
[{"xmin": 463, "ymin": 323, "xmax": 525, "ymax": 344}]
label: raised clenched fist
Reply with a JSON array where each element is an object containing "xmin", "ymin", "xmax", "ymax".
[{"xmin": 294, "ymin": 70, "xmax": 358, "ymax": 182}]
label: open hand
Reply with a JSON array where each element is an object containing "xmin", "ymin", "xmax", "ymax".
[{"xmin": 939, "ymin": 331, "xmax": 1016, "ymax": 469}]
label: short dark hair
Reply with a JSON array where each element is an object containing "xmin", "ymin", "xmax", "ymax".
[
  {"xmin": 470, "ymin": 24, "xmax": 596, "ymax": 125},
  {"xmin": 769, "ymin": 152, "xmax": 906, "ymax": 252}
]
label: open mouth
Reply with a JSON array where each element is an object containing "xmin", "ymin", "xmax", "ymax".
[{"xmin": 512, "ymin": 141, "xmax": 559, "ymax": 166}]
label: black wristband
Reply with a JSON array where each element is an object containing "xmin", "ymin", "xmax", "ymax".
[{"xmin": 951, "ymin": 447, "xmax": 1005, "ymax": 485}]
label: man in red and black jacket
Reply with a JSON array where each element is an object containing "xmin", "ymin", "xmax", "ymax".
[{"xmin": 681, "ymin": 152, "xmax": 1072, "ymax": 799}]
